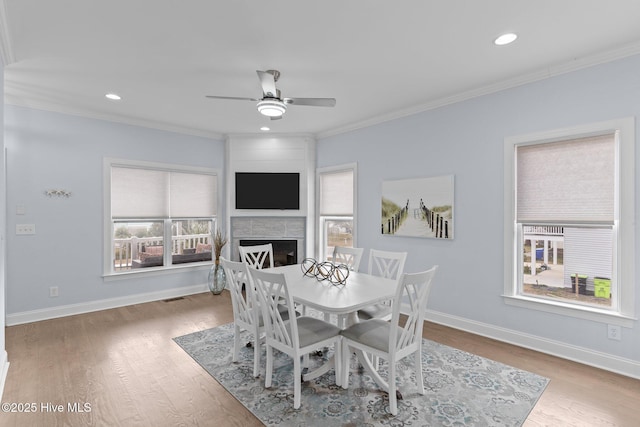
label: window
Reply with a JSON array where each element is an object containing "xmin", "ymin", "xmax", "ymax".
[
  {"xmin": 504, "ymin": 118, "xmax": 635, "ymax": 326},
  {"xmin": 105, "ymin": 159, "xmax": 218, "ymax": 275},
  {"xmin": 317, "ymin": 164, "xmax": 356, "ymax": 262}
]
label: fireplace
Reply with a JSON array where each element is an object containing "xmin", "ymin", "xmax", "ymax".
[
  {"xmin": 239, "ymin": 239, "xmax": 298, "ymax": 266},
  {"xmin": 230, "ymin": 216, "xmax": 306, "ymax": 266}
]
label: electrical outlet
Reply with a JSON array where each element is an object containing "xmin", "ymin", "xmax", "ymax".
[
  {"xmin": 49, "ymin": 286, "xmax": 59, "ymax": 298},
  {"xmin": 607, "ymin": 324, "xmax": 621, "ymax": 341}
]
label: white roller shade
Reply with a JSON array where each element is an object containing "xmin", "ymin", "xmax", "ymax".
[
  {"xmin": 170, "ymin": 172, "xmax": 217, "ymax": 217},
  {"xmin": 112, "ymin": 166, "xmax": 217, "ymax": 219},
  {"xmin": 111, "ymin": 167, "xmax": 169, "ymax": 218},
  {"xmin": 320, "ymin": 169, "xmax": 353, "ymax": 216},
  {"xmin": 516, "ymin": 133, "xmax": 615, "ymax": 223}
]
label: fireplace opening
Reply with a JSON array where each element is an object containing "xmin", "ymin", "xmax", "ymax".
[{"xmin": 239, "ymin": 239, "xmax": 298, "ymax": 266}]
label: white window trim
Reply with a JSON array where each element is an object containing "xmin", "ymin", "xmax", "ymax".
[
  {"xmin": 103, "ymin": 157, "xmax": 221, "ymax": 279},
  {"xmin": 503, "ymin": 118, "xmax": 635, "ymax": 328},
  {"xmin": 316, "ymin": 163, "xmax": 358, "ymax": 260}
]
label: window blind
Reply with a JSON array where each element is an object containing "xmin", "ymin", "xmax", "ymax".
[
  {"xmin": 516, "ymin": 133, "xmax": 615, "ymax": 223},
  {"xmin": 111, "ymin": 166, "xmax": 216, "ymax": 219},
  {"xmin": 319, "ymin": 169, "xmax": 354, "ymax": 216},
  {"xmin": 170, "ymin": 172, "xmax": 217, "ymax": 217}
]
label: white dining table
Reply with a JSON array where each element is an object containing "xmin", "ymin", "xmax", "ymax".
[
  {"xmin": 270, "ymin": 263, "xmax": 397, "ymax": 385},
  {"xmin": 271, "ymin": 263, "xmax": 396, "ymax": 320}
]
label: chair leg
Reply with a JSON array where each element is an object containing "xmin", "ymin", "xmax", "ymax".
[
  {"xmin": 341, "ymin": 341, "xmax": 350, "ymax": 389},
  {"xmin": 388, "ymin": 361, "xmax": 397, "ymax": 415},
  {"xmin": 265, "ymin": 345, "xmax": 273, "ymax": 388},
  {"xmin": 232, "ymin": 324, "xmax": 241, "ymax": 363},
  {"xmin": 334, "ymin": 339, "xmax": 342, "ymax": 387},
  {"xmin": 415, "ymin": 346, "xmax": 424, "ymax": 394},
  {"xmin": 293, "ymin": 356, "xmax": 302, "ymax": 409},
  {"xmin": 252, "ymin": 337, "xmax": 260, "ymax": 378}
]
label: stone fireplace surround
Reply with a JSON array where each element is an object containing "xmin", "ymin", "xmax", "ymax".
[{"xmin": 230, "ymin": 216, "xmax": 306, "ymax": 265}]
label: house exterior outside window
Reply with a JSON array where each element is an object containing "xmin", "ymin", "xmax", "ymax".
[{"xmin": 503, "ymin": 118, "xmax": 635, "ymax": 327}]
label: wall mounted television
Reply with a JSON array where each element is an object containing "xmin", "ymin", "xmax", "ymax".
[{"xmin": 235, "ymin": 172, "xmax": 300, "ymax": 210}]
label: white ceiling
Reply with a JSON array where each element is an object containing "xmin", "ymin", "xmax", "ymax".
[{"xmin": 3, "ymin": 1, "xmax": 640, "ymax": 139}]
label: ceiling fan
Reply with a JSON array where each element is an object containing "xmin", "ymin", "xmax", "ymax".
[{"xmin": 205, "ymin": 70, "xmax": 336, "ymax": 120}]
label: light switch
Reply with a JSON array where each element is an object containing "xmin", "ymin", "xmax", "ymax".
[{"xmin": 16, "ymin": 205, "xmax": 26, "ymax": 215}]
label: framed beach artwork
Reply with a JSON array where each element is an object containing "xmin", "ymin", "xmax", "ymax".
[{"xmin": 381, "ymin": 174, "xmax": 454, "ymax": 239}]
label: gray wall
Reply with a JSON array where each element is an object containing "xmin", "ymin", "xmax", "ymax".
[
  {"xmin": 5, "ymin": 106, "xmax": 225, "ymax": 317},
  {"xmin": 317, "ymin": 54, "xmax": 640, "ymax": 368}
]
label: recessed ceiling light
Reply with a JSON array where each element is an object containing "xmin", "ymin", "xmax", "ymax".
[
  {"xmin": 494, "ymin": 33, "xmax": 518, "ymax": 46},
  {"xmin": 260, "ymin": 126, "xmax": 270, "ymax": 131},
  {"xmin": 105, "ymin": 93, "xmax": 122, "ymax": 100}
]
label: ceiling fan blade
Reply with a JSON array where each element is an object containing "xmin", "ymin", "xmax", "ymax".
[
  {"xmin": 256, "ymin": 70, "xmax": 278, "ymax": 98},
  {"xmin": 270, "ymin": 115, "xmax": 282, "ymax": 121},
  {"xmin": 205, "ymin": 95, "xmax": 259, "ymax": 101},
  {"xmin": 283, "ymin": 97, "xmax": 336, "ymax": 107}
]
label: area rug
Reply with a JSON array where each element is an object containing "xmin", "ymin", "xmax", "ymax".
[{"xmin": 173, "ymin": 323, "xmax": 548, "ymax": 426}]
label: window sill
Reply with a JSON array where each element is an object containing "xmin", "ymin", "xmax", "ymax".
[
  {"xmin": 103, "ymin": 262, "xmax": 213, "ymax": 282},
  {"xmin": 502, "ymin": 294, "xmax": 636, "ymax": 328}
]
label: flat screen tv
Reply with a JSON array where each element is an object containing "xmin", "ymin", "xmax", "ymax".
[{"xmin": 235, "ymin": 172, "xmax": 300, "ymax": 210}]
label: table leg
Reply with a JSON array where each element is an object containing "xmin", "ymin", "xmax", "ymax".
[
  {"xmin": 352, "ymin": 349, "xmax": 389, "ymax": 393},
  {"xmin": 302, "ymin": 357, "xmax": 335, "ymax": 383}
]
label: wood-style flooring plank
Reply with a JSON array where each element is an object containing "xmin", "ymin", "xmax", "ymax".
[{"xmin": 0, "ymin": 291, "xmax": 637, "ymax": 427}]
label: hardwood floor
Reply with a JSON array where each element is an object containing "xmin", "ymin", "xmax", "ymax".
[{"xmin": 1, "ymin": 291, "xmax": 638, "ymax": 426}]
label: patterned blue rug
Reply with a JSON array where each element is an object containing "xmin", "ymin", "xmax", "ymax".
[{"xmin": 173, "ymin": 323, "xmax": 548, "ymax": 426}]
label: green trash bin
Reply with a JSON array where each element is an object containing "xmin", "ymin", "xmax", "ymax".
[{"xmin": 594, "ymin": 277, "xmax": 611, "ymax": 299}]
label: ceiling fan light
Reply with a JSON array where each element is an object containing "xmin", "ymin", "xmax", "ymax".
[{"xmin": 257, "ymin": 99, "xmax": 286, "ymax": 117}]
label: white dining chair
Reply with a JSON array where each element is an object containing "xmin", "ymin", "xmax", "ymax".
[
  {"xmin": 248, "ymin": 266, "xmax": 342, "ymax": 409},
  {"xmin": 239, "ymin": 243, "xmax": 274, "ymax": 269},
  {"xmin": 221, "ymin": 257, "xmax": 294, "ymax": 378},
  {"xmin": 220, "ymin": 257, "xmax": 264, "ymax": 377},
  {"xmin": 357, "ymin": 249, "xmax": 407, "ymax": 321},
  {"xmin": 340, "ymin": 265, "xmax": 438, "ymax": 415},
  {"xmin": 332, "ymin": 246, "xmax": 365, "ymax": 272}
]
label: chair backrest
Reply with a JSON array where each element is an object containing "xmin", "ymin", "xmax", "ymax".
[
  {"xmin": 220, "ymin": 257, "xmax": 258, "ymax": 328},
  {"xmin": 248, "ymin": 267, "xmax": 298, "ymax": 350},
  {"xmin": 389, "ymin": 266, "xmax": 438, "ymax": 354},
  {"xmin": 332, "ymin": 246, "xmax": 365, "ymax": 272},
  {"xmin": 368, "ymin": 249, "xmax": 407, "ymax": 280},
  {"xmin": 239, "ymin": 243, "xmax": 274, "ymax": 269}
]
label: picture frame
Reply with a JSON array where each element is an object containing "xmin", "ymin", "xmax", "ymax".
[{"xmin": 381, "ymin": 174, "xmax": 454, "ymax": 239}]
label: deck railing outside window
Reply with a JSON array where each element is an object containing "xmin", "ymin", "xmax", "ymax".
[{"xmin": 114, "ymin": 233, "xmax": 212, "ymax": 270}]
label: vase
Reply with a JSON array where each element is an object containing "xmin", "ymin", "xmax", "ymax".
[{"xmin": 208, "ymin": 260, "xmax": 226, "ymax": 295}]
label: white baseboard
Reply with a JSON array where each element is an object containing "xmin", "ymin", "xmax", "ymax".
[
  {"xmin": 0, "ymin": 351, "xmax": 9, "ymax": 402},
  {"xmin": 423, "ymin": 308, "xmax": 640, "ymax": 380},
  {"xmin": 6, "ymin": 283, "xmax": 209, "ymax": 326}
]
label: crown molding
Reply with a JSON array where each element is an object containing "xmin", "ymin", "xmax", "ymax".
[
  {"xmin": 0, "ymin": 0, "xmax": 15, "ymax": 65},
  {"xmin": 4, "ymin": 98, "xmax": 225, "ymax": 140},
  {"xmin": 317, "ymin": 41, "xmax": 640, "ymax": 140}
]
